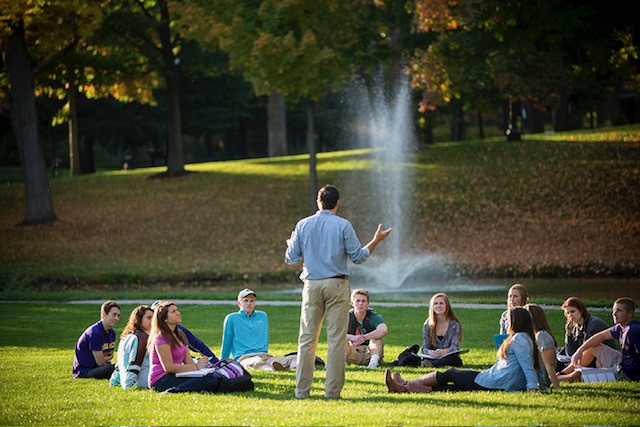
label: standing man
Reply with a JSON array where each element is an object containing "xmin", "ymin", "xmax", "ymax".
[
  {"xmin": 345, "ymin": 289, "xmax": 388, "ymax": 369},
  {"xmin": 72, "ymin": 300, "xmax": 121, "ymax": 379},
  {"xmin": 569, "ymin": 297, "xmax": 639, "ymax": 381},
  {"xmin": 285, "ymin": 184, "xmax": 391, "ymax": 399}
]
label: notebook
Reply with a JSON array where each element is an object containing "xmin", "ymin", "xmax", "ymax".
[
  {"xmin": 415, "ymin": 349, "xmax": 469, "ymax": 360},
  {"xmin": 578, "ymin": 367, "xmax": 616, "ymax": 383},
  {"xmin": 493, "ymin": 333, "xmax": 509, "ymax": 349}
]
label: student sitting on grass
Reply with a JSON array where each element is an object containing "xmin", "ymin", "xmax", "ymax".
[
  {"xmin": 556, "ymin": 296, "xmax": 616, "ymax": 377},
  {"xmin": 221, "ymin": 289, "xmax": 297, "ymax": 371},
  {"xmin": 151, "ymin": 300, "xmax": 219, "ymax": 364},
  {"xmin": 420, "ymin": 293, "xmax": 463, "ymax": 368},
  {"xmin": 110, "ymin": 305, "xmax": 153, "ymax": 389},
  {"xmin": 345, "ymin": 289, "xmax": 388, "ymax": 369},
  {"xmin": 148, "ymin": 301, "xmax": 220, "ymax": 393},
  {"xmin": 386, "ymin": 307, "xmax": 544, "ymax": 393},
  {"xmin": 72, "ymin": 300, "xmax": 121, "ymax": 379},
  {"xmin": 525, "ymin": 303, "xmax": 560, "ymax": 389},
  {"xmin": 499, "ymin": 284, "xmax": 528, "ymax": 334},
  {"xmin": 561, "ymin": 297, "xmax": 639, "ymax": 382}
]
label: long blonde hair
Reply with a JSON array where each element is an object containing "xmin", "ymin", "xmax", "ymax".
[
  {"xmin": 148, "ymin": 301, "xmax": 188, "ymax": 349},
  {"xmin": 424, "ymin": 293, "xmax": 462, "ymax": 348}
]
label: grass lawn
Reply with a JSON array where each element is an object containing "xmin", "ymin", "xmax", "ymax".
[{"xmin": 0, "ymin": 301, "xmax": 638, "ymax": 426}]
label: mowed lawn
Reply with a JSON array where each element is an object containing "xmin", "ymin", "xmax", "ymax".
[
  {"xmin": 0, "ymin": 301, "xmax": 638, "ymax": 426},
  {"xmin": 1, "ymin": 126, "xmax": 639, "ymax": 288}
]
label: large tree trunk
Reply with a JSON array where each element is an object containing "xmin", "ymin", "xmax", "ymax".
[
  {"xmin": 4, "ymin": 23, "xmax": 56, "ymax": 224},
  {"xmin": 554, "ymin": 93, "xmax": 571, "ymax": 131},
  {"xmin": 267, "ymin": 91, "xmax": 288, "ymax": 157},
  {"xmin": 68, "ymin": 80, "xmax": 81, "ymax": 176},
  {"xmin": 158, "ymin": 0, "xmax": 184, "ymax": 175},
  {"xmin": 306, "ymin": 100, "xmax": 317, "ymax": 214}
]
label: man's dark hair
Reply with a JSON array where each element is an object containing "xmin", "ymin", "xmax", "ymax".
[
  {"xmin": 101, "ymin": 300, "xmax": 121, "ymax": 316},
  {"xmin": 614, "ymin": 297, "xmax": 636, "ymax": 314},
  {"xmin": 318, "ymin": 185, "xmax": 340, "ymax": 210}
]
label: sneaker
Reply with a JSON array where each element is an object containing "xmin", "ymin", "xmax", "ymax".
[
  {"xmin": 272, "ymin": 361, "xmax": 286, "ymax": 371},
  {"xmin": 367, "ymin": 360, "xmax": 379, "ymax": 369}
]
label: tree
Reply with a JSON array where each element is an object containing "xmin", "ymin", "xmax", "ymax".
[
  {"xmin": 182, "ymin": 0, "xmax": 375, "ymax": 211},
  {"xmin": 105, "ymin": 0, "xmax": 189, "ymax": 176},
  {"xmin": 1, "ymin": 0, "xmax": 105, "ymax": 224}
]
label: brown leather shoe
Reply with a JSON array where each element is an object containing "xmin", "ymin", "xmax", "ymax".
[
  {"xmin": 393, "ymin": 371, "xmax": 407, "ymax": 386},
  {"xmin": 385, "ymin": 369, "xmax": 407, "ymax": 393}
]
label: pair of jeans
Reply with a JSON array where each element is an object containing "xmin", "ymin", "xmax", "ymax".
[
  {"xmin": 295, "ymin": 277, "xmax": 350, "ymax": 399},
  {"xmin": 151, "ymin": 373, "xmax": 220, "ymax": 393},
  {"xmin": 82, "ymin": 364, "xmax": 115, "ymax": 379}
]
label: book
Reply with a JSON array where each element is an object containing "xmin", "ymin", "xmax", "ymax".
[
  {"xmin": 413, "ymin": 349, "xmax": 469, "ymax": 360},
  {"xmin": 556, "ymin": 353, "xmax": 571, "ymax": 363},
  {"xmin": 577, "ymin": 367, "xmax": 616, "ymax": 383},
  {"xmin": 175, "ymin": 367, "xmax": 217, "ymax": 378},
  {"xmin": 493, "ymin": 333, "xmax": 509, "ymax": 349}
]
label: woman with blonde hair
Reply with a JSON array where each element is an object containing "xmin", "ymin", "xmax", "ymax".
[
  {"xmin": 386, "ymin": 307, "xmax": 543, "ymax": 393},
  {"xmin": 499, "ymin": 284, "xmax": 529, "ymax": 334},
  {"xmin": 147, "ymin": 301, "xmax": 219, "ymax": 393},
  {"xmin": 110, "ymin": 305, "xmax": 153, "ymax": 389},
  {"xmin": 421, "ymin": 293, "xmax": 463, "ymax": 368},
  {"xmin": 524, "ymin": 304, "xmax": 560, "ymax": 389}
]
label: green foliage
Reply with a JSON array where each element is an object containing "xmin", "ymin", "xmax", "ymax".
[{"xmin": 0, "ymin": 302, "xmax": 638, "ymax": 426}]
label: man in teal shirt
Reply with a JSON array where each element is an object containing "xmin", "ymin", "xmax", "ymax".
[{"xmin": 221, "ymin": 288, "xmax": 296, "ymax": 371}]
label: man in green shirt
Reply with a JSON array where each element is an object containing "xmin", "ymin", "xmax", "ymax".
[{"xmin": 345, "ymin": 289, "xmax": 388, "ymax": 369}]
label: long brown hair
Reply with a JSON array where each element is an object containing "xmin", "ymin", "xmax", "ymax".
[
  {"xmin": 524, "ymin": 303, "xmax": 557, "ymax": 347},
  {"xmin": 497, "ymin": 307, "xmax": 539, "ymax": 370},
  {"xmin": 121, "ymin": 305, "xmax": 152, "ymax": 337},
  {"xmin": 148, "ymin": 301, "xmax": 188, "ymax": 349},
  {"xmin": 425, "ymin": 293, "xmax": 463, "ymax": 347},
  {"xmin": 507, "ymin": 284, "xmax": 529, "ymax": 308}
]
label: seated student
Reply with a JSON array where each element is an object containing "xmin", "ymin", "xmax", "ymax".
[
  {"xmin": 148, "ymin": 301, "xmax": 220, "ymax": 393},
  {"xmin": 345, "ymin": 289, "xmax": 388, "ymax": 369},
  {"xmin": 72, "ymin": 300, "xmax": 121, "ymax": 379},
  {"xmin": 421, "ymin": 293, "xmax": 463, "ymax": 368},
  {"xmin": 110, "ymin": 305, "xmax": 153, "ymax": 389},
  {"xmin": 221, "ymin": 289, "xmax": 297, "ymax": 371},
  {"xmin": 557, "ymin": 296, "xmax": 616, "ymax": 379},
  {"xmin": 525, "ymin": 303, "xmax": 560, "ymax": 389},
  {"xmin": 562, "ymin": 297, "xmax": 639, "ymax": 382},
  {"xmin": 151, "ymin": 300, "xmax": 219, "ymax": 364},
  {"xmin": 386, "ymin": 307, "xmax": 544, "ymax": 393},
  {"xmin": 499, "ymin": 284, "xmax": 528, "ymax": 334}
]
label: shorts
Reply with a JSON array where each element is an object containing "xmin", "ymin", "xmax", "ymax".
[
  {"xmin": 596, "ymin": 344, "xmax": 627, "ymax": 380},
  {"xmin": 346, "ymin": 344, "xmax": 371, "ymax": 366}
]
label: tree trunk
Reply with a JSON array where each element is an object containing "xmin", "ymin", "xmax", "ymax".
[
  {"xmin": 4, "ymin": 23, "xmax": 56, "ymax": 224},
  {"xmin": 68, "ymin": 80, "xmax": 81, "ymax": 176},
  {"xmin": 306, "ymin": 100, "xmax": 317, "ymax": 214},
  {"xmin": 477, "ymin": 110, "xmax": 484, "ymax": 139},
  {"xmin": 554, "ymin": 93, "xmax": 570, "ymax": 131},
  {"xmin": 158, "ymin": 0, "xmax": 184, "ymax": 175},
  {"xmin": 268, "ymin": 91, "xmax": 288, "ymax": 157},
  {"xmin": 527, "ymin": 102, "xmax": 546, "ymax": 134}
]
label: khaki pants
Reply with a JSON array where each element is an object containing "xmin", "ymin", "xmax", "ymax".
[
  {"xmin": 295, "ymin": 277, "xmax": 349, "ymax": 399},
  {"xmin": 238, "ymin": 352, "xmax": 298, "ymax": 371}
]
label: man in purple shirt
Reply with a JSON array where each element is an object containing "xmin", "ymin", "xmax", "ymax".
[
  {"xmin": 285, "ymin": 184, "xmax": 391, "ymax": 399},
  {"xmin": 571, "ymin": 297, "xmax": 639, "ymax": 381},
  {"xmin": 72, "ymin": 301, "xmax": 121, "ymax": 379}
]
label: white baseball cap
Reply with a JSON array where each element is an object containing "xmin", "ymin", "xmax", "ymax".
[{"xmin": 237, "ymin": 288, "xmax": 256, "ymax": 300}]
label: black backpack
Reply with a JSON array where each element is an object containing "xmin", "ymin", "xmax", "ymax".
[
  {"xmin": 211, "ymin": 358, "xmax": 254, "ymax": 393},
  {"xmin": 390, "ymin": 344, "xmax": 421, "ymax": 367}
]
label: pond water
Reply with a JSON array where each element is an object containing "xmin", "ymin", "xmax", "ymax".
[{"xmin": 274, "ymin": 277, "xmax": 640, "ymax": 303}]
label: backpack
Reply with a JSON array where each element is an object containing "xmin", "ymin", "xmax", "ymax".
[
  {"xmin": 390, "ymin": 344, "xmax": 421, "ymax": 367},
  {"xmin": 211, "ymin": 358, "xmax": 254, "ymax": 393}
]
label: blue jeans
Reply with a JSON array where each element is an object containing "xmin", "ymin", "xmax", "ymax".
[
  {"xmin": 151, "ymin": 373, "xmax": 220, "ymax": 393},
  {"xmin": 82, "ymin": 364, "xmax": 115, "ymax": 379}
]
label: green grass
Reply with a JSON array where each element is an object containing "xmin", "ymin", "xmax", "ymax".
[{"xmin": 0, "ymin": 301, "xmax": 638, "ymax": 426}]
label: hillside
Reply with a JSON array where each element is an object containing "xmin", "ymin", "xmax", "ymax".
[{"xmin": 1, "ymin": 126, "xmax": 639, "ymax": 287}]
